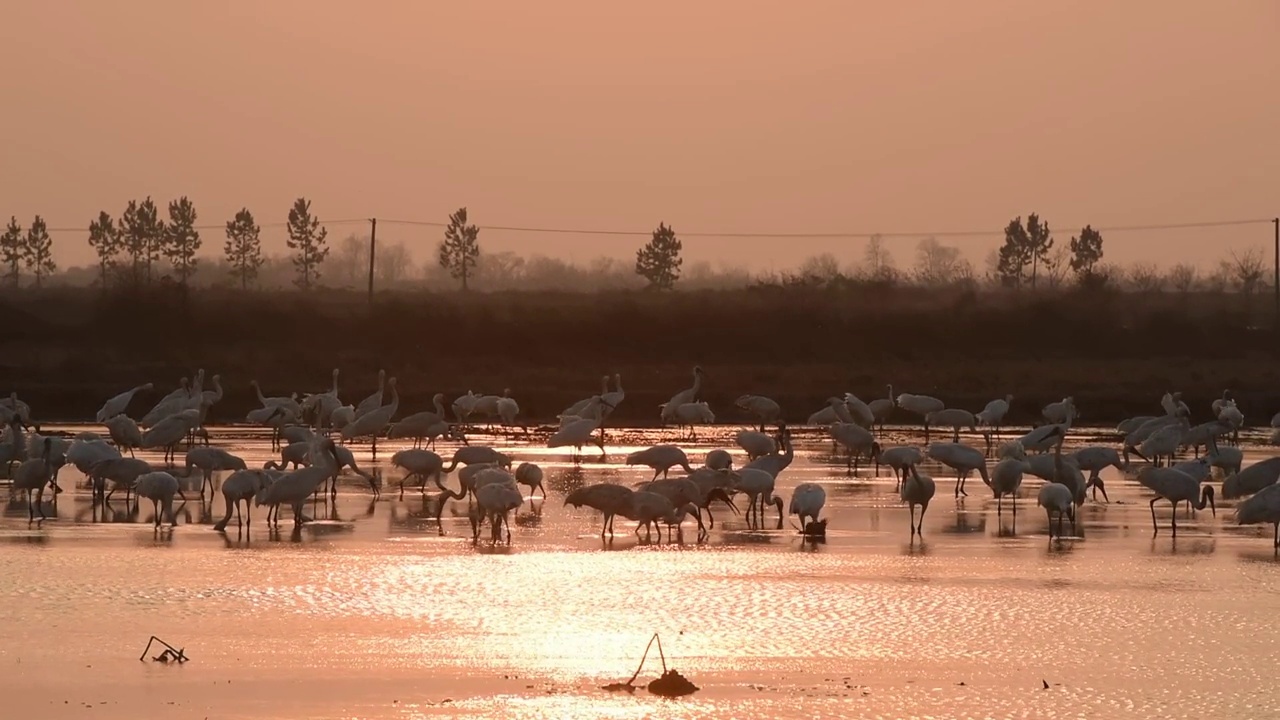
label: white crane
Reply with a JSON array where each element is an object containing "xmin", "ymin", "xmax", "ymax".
[
  {"xmin": 1137, "ymin": 466, "xmax": 1215, "ymax": 536},
  {"xmin": 733, "ymin": 467, "xmax": 785, "ymax": 529},
  {"xmin": 868, "ymin": 385, "xmax": 895, "ymax": 432},
  {"xmin": 353, "ymin": 369, "xmax": 386, "ymax": 419},
  {"xmin": 10, "ymin": 438, "xmax": 58, "ymax": 521},
  {"xmin": 830, "ymin": 422, "xmax": 878, "ymax": 472},
  {"xmin": 789, "ymin": 483, "xmax": 826, "ymax": 533},
  {"xmin": 744, "ymin": 426, "xmax": 795, "ymax": 478},
  {"xmin": 989, "ymin": 457, "xmax": 1025, "ymax": 517},
  {"xmin": 548, "ymin": 413, "xmax": 607, "ymax": 462},
  {"xmin": 926, "ymin": 408, "xmax": 976, "ymax": 443},
  {"xmin": 877, "ymin": 445, "xmax": 924, "ymax": 490},
  {"xmin": 514, "ymin": 462, "xmax": 545, "ymax": 500},
  {"xmin": 926, "ymin": 442, "xmax": 989, "ymax": 497},
  {"xmin": 1042, "ymin": 397, "xmax": 1076, "ymax": 425},
  {"xmin": 388, "ymin": 393, "xmax": 450, "ymax": 448},
  {"xmin": 807, "ymin": 396, "xmax": 854, "ymax": 427},
  {"xmin": 212, "ymin": 469, "xmax": 275, "ymax": 532},
  {"xmin": 896, "ymin": 392, "xmax": 945, "ymax": 442},
  {"xmin": 105, "ymin": 415, "xmax": 143, "ymax": 457},
  {"xmin": 626, "ymin": 445, "xmax": 695, "ymax": 481},
  {"xmin": 182, "ymin": 447, "xmax": 247, "ymax": 498},
  {"xmin": 254, "ymin": 440, "xmax": 340, "ymax": 527},
  {"xmin": 901, "ymin": 464, "xmax": 936, "ymax": 536},
  {"xmin": 1236, "ymin": 483, "xmax": 1280, "ymax": 548},
  {"xmin": 734, "ymin": 429, "xmax": 776, "ymax": 460},
  {"xmin": 660, "ymin": 366, "xmax": 705, "ymax": 426},
  {"xmin": 340, "ymin": 377, "xmax": 398, "ymax": 457},
  {"xmin": 134, "ymin": 471, "xmax": 185, "ymax": 528},
  {"xmin": 96, "ymin": 383, "xmax": 153, "ymax": 423},
  {"xmin": 735, "ymin": 394, "xmax": 781, "ymax": 431},
  {"xmin": 562, "ymin": 376, "xmax": 610, "ymax": 419}
]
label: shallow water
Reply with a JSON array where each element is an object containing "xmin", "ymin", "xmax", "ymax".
[{"xmin": 3, "ymin": 424, "xmax": 1280, "ymax": 719}]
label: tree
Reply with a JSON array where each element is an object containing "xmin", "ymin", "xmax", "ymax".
[
  {"xmin": 913, "ymin": 237, "xmax": 966, "ymax": 286},
  {"xmin": 87, "ymin": 211, "xmax": 122, "ymax": 289},
  {"xmin": 332, "ymin": 234, "xmax": 370, "ymax": 286},
  {"xmin": 1043, "ymin": 244, "xmax": 1071, "ymax": 289},
  {"xmin": 863, "ymin": 233, "xmax": 895, "ymax": 281},
  {"xmin": 438, "ymin": 207, "xmax": 481, "ymax": 290},
  {"xmin": 634, "ymin": 222, "xmax": 682, "ymax": 290},
  {"xmin": 22, "ymin": 215, "xmax": 55, "ymax": 288},
  {"xmin": 0, "ymin": 216, "xmax": 22, "ymax": 287},
  {"xmin": 375, "ymin": 241, "xmax": 412, "ymax": 286},
  {"xmin": 1224, "ymin": 248, "xmax": 1266, "ymax": 296},
  {"xmin": 997, "ymin": 213, "xmax": 1053, "ymax": 288},
  {"xmin": 120, "ymin": 197, "xmax": 163, "ymax": 287},
  {"xmin": 164, "ymin": 196, "xmax": 201, "ymax": 286},
  {"xmin": 1068, "ymin": 225, "xmax": 1104, "ymax": 282},
  {"xmin": 798, "ymin": 253, "xmax": 840, "ymax": 283},
  {"xmin": 1127, "ymin": 262, "xmax": 1163, "ymax": 293},
  {"xmin": 285, "ymin": 197, "xmax": 329, "ymax": 290},
  {"xmin": 1167, "ymin": 263, "xmax": 1197, "ymax": 294},
  {"xmin": 224, "ymin": 208, "xmax": 263, "ymax": 290}
]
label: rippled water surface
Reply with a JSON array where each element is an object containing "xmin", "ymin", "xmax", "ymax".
[{"xmin": 3, "ymin": 424, "xmax": 1280, "ymax": 719}]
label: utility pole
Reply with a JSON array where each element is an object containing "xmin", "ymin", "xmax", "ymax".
[
  {"xmin": 368, "ymin": 217, "xmax": 377, "ymax": 305},
  {"xmin": 1273, "ymin": 217, "xmax": 1279, "ymax": 319}
]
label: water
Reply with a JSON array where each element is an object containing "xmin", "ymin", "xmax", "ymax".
[{"xmin": 2, "ymin": 425, "xmax": 1279, "ymax": 719}]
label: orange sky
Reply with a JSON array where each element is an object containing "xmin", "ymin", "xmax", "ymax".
[{"xmin": 2, "ymin": 1, "xmax": 1277, "ymax": 272}]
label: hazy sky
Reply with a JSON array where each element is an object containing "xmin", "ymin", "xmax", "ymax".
[{"xmin": 2, "ymin": 1, "xmax": 1277, "ymax": 272}]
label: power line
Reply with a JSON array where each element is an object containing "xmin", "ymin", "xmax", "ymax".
[{"xmin": 37, "ymin": 215, "xmax": 1273, "ymax": 240}]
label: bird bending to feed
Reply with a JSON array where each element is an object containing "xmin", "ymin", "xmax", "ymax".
[
  {"xmin": 1137, "ymin": 465, "xmax": 1215, "ymax": 536},
  {"xmin": 1236, "ymin": 483, "xmax": 1280, "ymax": 548},
  {"xmin": 896, "ymin": 392, "xmax": 945, "ymax": 442},
  {"xmin": 627, "ymin": 445, "xmax": 695, "ymax": 481},
  {"xmin": 901, "ymin": 464, "xmax": 935, "ymax": 536},
  {"xmin": 134, "ymin": 471, "xmax": 185, "ymax": 528},
  {"xmin": 789, "ymin": 482, "xmax": 826, "ymax": 535},
  {"xmin": 735, "ymin": 394, "xmax": 781, "ymax": 432}
]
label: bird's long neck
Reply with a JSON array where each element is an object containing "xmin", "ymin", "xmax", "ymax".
[{"xmin": 434, "ymin": 396, "xmax": 445, "ymax": 416}]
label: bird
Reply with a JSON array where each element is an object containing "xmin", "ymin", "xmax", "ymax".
[
  {"xmin": 704, "ymin": 448, "xmax": 733, "ymax": 470},
  {"xmin": 96, "ymin": 383, "xmax": 153, "ymax": 423},
  {"xmin": 1235, "ymin": 483, "xmax": 1280, "ymax": 548},
  {"xmin": 744, "ymin": 426, "xmax": 795, "ymax": 478},
  {"xmin": 548, "ymin": 413, "xmax": 607, "ymax": 462},
  {"xmin": 868, "ymin": 385, "xmax": 895, "ymax": 432},
  {"xmin": 877, "ymin": 445, "xmax": 924, "ymax": 489},
  {"xmin": 926, "ymin": 408, "xmax": 976, "ymax": 443},
  {"xmin": 830, "ymin": 423, "xmax": 879, "ymax": 472},
  {"xmin": 901, "ymin": 464, "xmax": 936, "ymax": 536},
  {"xmin": 600, "ymin": 373, "xmax": 626, "ymax": 418},
  {"xmin": 667, "ymin": 401, "xmax": 715, "ymax": 439},
  {"xmin": 329, "ymin": 405, "xmax": 356, "ymax": 432},
  {"xmin": 564, "ymin": 483, "xmax": 636, "ymax": 537},
  {"xmin": 452, "ymin": 391, "xmax": 480, "ymax": 424},
  {"xmin": 300, "ymin": 368, "xmax": 344, "ymax": 430},
  {"xmin": 1217, "ymin": 399, "xmax": 1244, "ymax": 445},
  {"xmin": 976, "ymin": 394, "xmax": 1013, "ymax": 439},
  {"xmin": 660, "ymin": 366, "xmax": 706, "ymax": 426},
  {"xmin": 88, "ymin": 457, "xmax": 152, "ymax": 504},
  {"xmin": 387, "ymin": 394, "xmax": 451, "ymax": 448},
  {"xmin": 627, "ymin": 445, "xmax": 695, "ymax": 481},
  {"xmin": 1137, "ymin": 416, "xmax": 1189, "ymax": 467},
  {"xmin": 732, "ymin": 467, "xmax": 785, "ymax": 529},
  {"xmin": 141, "ymin": 412, "xmax": 199, "ymax": 464},
  {"xmin": 340, "ymin": 377, "xmax": 398, "ymax": 457},
  {"xmin": 1137, "ymin": 466, "xmax": 1215, "ymax": 536},
  {"xmin": 1037, "ymin": 481, "xmax": 1075, "ymax": 540},
  {"xmin": 734, "ymin": 429, "xmax": 777, "ymax": 460},
  {"xmin": 254, "ymin": 440, "xmax": 340, "ymax": 527},
  {"xmin": 0, "ymin": 391, "xmax": 32, "ymax": 424},
  {"xmin": 1042, "ymin": 397, "xmax": 1076, "ymax": 425},
  {"xmin": 105, "ymin": 415, "xmax": 144, "ymax": 457},
  {"xmin": 134, "ymin": 471, "xmax": 185, "ymax": 528},
  {"xmin": 1222, "ymin": 457, "xmax": 1280, "ymax": 500},
  {"xmin": 354, "ymin": 369, "xmax": 386, "ymax": 419},
  {"xmin": 926, "ymin": 442, "xmax": 989, "ymax": 497},
  {"xmin": 989, "ymin": 457, "xmax": 1025, "ymax": 517},
  {"xmin": 735, "ymin": 394, "xmax": 781, "ymax": 432},
  {"xmin": 789, "ymin": 483, "xmax": 827, "ymax": 533},
  {"xmin": 1211, "ymin": 389, "xmax": 1233, "ymax": 418},
  {"xmin": 441, "ymin": 445, "xmax": 513, "ymax": 473},
  {"xmin": 1160, "ymin": 391, "xmax": 1190, "ymax": 418},
  {"xmin": 514, "ymin": 462, "xmax": 545, "ymax": 500},
  {"xmin": 841, "ymin": 394, "xmax": 876, "ymax": 428},
  {"xmin": 896, "ymin": 392, "xmax": 945, "ymax": 442},
  {"xmin": 496, "ymin": 392, "xmax": 522, "ymax": 431},
  {"xmin": 471, "ymin": 480, "xmax": 525, "ymax": 543},
  {"xmin": 562, "ymin": 376, "xmax": 611, "ymax": 419},
  {"xmin": 65, "ymin": 437, "xmax": 121, "ymax": 479},
  {"xmin": 391, "ymin": 449, "xmax": 446, "ymax": 500},
  {"xmin": 806, "ymin": 396, "xmax": 854, "ymax": 427},
  {"xmin": 212, "ymin": 469, "xmax": 275, "ymax": 531},
  {"xmin": 181, "ymin": 447, "xmax": 247, "ymax": 498},
  {"xmin": 10, "ymin": 438, "xmax": 59, "ymax": 521},
  {"xmin": 1069, "ymin": 446, "xmax": 1125, "ymax": 501}
]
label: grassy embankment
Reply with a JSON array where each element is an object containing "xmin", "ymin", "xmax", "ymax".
[{"xmin": 1, "ymin": 282, "xmax": 1278, "ymax": 427}]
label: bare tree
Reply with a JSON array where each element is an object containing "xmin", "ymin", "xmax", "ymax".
[
  {"xmin": 798, "ymin": 253, "xmax": 841, "ymax": 282},
  {"xmin": 1224, "ymin": 248, "xmax": 1266, "ymax": 296},
  {"xmin": 863, "ymin": 234, "xmax": 895, "ymax": 281},
  {"xmin": 332, "ymin": 234, "xmax": 370, "ymax": 286},
  {"xmin": 1126, "ymin": 262, "xmax": 1163, "ymax": 293},
  {"xmin": 1166, "ymin": 263, "xmax": 1197, "ymax": 294},
  {"xmin": 1044, "ymin": 245, "xmax": 1071, "ymax": 289},
  {"xmin": 913, "ymin": 237, "xmax": 965, "ymax": 286},
  {"xmin": 374, "ymin": 241, "xmax": 412, "ymax": 286}
]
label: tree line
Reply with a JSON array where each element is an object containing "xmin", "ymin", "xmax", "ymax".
[{"xmin": 0, "ymin": 202, "xmax": 1266, "ymax": 295}]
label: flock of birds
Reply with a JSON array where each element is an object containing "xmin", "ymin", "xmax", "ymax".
[{"xmin": 6, "ymin": 365, "xmax": 1280, "ymax": 549}]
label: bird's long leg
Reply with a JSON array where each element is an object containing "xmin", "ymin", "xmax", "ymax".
[
  {"xmin": 918, "ymin": 503, "xmax": 927, "ymax": 534},
  {"xmin": 997, "ymin": 493, "xmax": 1002, "ymax": 516},
  {"xmin": 1056, "ymin": 509, "xmax": 1063, "ymax": 538},
  {"xmin": 1149, "ymin": 497, "xmax": 1160, "ymax": 535},
  {"xmin": 1170, "ymin": 500, "xmax": 1178, "ymax": 537},
  {"xmin": 1273, "ymin": 521, "xmax": 1279, "ymax": 549},
  {"xmin": 908, "ymin": 504, "xmax": 916, "ymax": 536}
]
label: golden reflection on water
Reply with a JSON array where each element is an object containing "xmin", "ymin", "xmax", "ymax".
[{"xmin": 3, "ymin": 425, "xmax": 1280, "ymax": 718}]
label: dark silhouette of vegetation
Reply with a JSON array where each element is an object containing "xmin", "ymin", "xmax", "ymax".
[
  {"xmin": 285, "ymin": 197, "xmax": 328, "ymax": 290},
  {"xmin": 635, "ymin": 222, "xmax": 682, "ymax": 289},
  {"xmin": 997, "ymin": 214, "xmax": 1054, "ymax": 288},
  {"xmin": 164, "ymin": 196, "xmax": 201, "ymax": 287},
  {"xmin": 22, "ymin": 215, "xmax": 55, "ymax": 287},
  {"xmin": 0, "ymin": 216, "xmax": 22, "ymax": 287},
  {"xmin": 120, "ymin": 197, "xmax": 163, "ymax": 287},
  {"xmin": 438, "ymin": 207, "xmax": 480, "ymax": 291},
  {"xmin": 87, "ymin": 211, "xmax": 122, "ymax": 289},
  {"xmin": 1069, "ymin": 225, "xmax": 1104, "ymax": 286},
  {"xmin": 2, "ymin": 281, "xmax": 1278, "ymax": 425},
  {"xmin": 223, "ymin": 208, "xmax": 263, "ymax": 290},
  {"xmin": 1225, "ymin": 248, "xmax": 1266, "ymax": 297}
]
